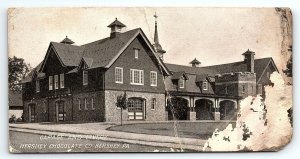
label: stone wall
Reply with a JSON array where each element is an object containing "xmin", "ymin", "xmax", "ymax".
[
  {"xmin": 104, "ymin": 90, "xmax": 166, "ymax": 122},
  {"xmin": 72, "ymin": 91, "xmax": 105, "ymax": 122}
]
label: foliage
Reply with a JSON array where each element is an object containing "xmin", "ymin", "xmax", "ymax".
[
  {"xmin": 116, "ymin": 91, "xmax": 127, "ymax": 109},
  {"xmin": 8, "ymin": 56, "xmax": 31, "ymax": 92},
  {"xmin": 9, "ymin": 114, "xmax": 16, "ymax": 123}
]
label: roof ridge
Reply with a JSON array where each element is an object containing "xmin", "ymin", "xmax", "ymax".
[
  {"xmin": 81, "ymin": 28, "xmax": 141, "ymax": 47},
  {"xmin": 201, "ymin": 57, "xmax": 273, "ymax": 68},
  {"xmin": 50, "ymin": 41, "xmax": 81, "ymax": 47}
]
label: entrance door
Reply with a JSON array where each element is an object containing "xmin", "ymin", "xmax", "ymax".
[
  {"xmin": 128, "ymin": 98, "xmax": 144, "ymax": 120},
  {"xmin": 56, "ymin": 101, "xmax": 66, "ymax": 122},
  {"xmin": 28, "ymin": 103, "xmax": 36, "ymax": 122}
]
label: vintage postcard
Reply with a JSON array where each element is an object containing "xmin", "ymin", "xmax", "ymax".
[{"xmin": 8, "ymin": 7, "xmax": 292, "ymax": 153}]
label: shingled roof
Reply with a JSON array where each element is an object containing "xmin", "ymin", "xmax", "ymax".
[
  {"xmin": 201, "ymin": 57, "xmax": 278, "ymax": 82},
  {"xmin": 81, "ymin": 28, "xmax": 140, "ymax": 68},
  {"xmin": 50, "ymin": 42, "xmax": 84, "ymax": 67},
  {"xmin": 107, "ymin": 18, "xmax": 126, "ymax": 27},
  {"xmin": 22, "ymin": 28, "xmax": 170, "ymax": 83},
  {"xmin": 165, "ymin": 63, "xmax": 218, "ymax": 93},
  {"xmin": 20, "ymin": 62, "xmax": 42, "ymax": 83},
  {"xmin": 165, "ymin": 63, "xmax": 219, "ymax": 75}
]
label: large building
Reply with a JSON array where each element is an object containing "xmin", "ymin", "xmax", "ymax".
[{"xmin": 20, "ymin": 16, "xmax": 278, "ymax": 123}]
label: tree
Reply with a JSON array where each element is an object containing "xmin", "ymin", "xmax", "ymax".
[
  {"xmin": 116, "ymin": 91, "xmax": 127, "ymax": 126},
  {"xmin": 8, "ymin": 56, "xmax": 31, "ymax": 92}
]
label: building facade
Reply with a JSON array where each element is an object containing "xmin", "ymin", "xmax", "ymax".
[{"xmin": 21, "ymin": 17, "xmax": 278, "ymax": 123}]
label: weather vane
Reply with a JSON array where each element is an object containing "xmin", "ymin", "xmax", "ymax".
[{"xmin": 154, "ymin": 12, "xmax": 158, "ymax": 21}]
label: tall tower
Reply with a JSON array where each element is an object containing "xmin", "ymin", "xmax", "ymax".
[{"xmin": 152, "ymin": 13, "xmax": 166, "ymax": 60}]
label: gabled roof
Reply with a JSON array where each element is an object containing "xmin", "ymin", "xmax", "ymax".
[
  {"xmin": 201, "ymin": 57, "xmax": 278, "ymax": 82},
  {"xmin": 81, "ymin": 28, "xmax": 140, "ymax": 68},
  {"xmin": 82, "ymin": 57, "xmax": 93, "ymax": 68},
  {"xmin": 171, "ymin": 71, "xmax": 189, "ymax": 80},
  {"xmin": 50, "ymin": 42, "xmax": 84, "ymax": 67},
  {"xmin": 40, "ymin": 42, "xmax": 85, "ymax": 73},
  {"xmin": 22, "ymin": 28, "xmax": 171, "ymax": 83},
  {"xmin": 20, "ymin": 62, "xmax": 42, "ymax": 84}
]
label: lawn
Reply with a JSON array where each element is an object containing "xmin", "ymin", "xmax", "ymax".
[{"xmin": 107, "ymin": 121, "xmax": 236, "ymax": 139}]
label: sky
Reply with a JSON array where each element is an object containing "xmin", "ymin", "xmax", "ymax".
[{"xmin": 8, "ymin": 7, "xmax": 284, "ymax": 69}]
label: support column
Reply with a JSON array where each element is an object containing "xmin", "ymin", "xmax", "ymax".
[
  {"xmin": 214, "ymin": 98, "xmax": 220, "ymax": 121},
  {"xmin": 188, "ymin": 97, "xmax": 196, "ymax": 121}
]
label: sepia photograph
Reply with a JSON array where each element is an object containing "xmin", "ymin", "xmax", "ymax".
[{"xmin": 8, "ymin": 7, "xmax": 293, "ymax": 153}]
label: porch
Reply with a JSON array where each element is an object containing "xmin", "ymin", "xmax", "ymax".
[{"xmin": 166, "ymin": 94, "xmax": 240, "ymax": 121}]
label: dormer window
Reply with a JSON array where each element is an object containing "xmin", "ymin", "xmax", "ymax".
[
  {"xmin": 202, "ymin": 81, "xmax": 208, "ymax": 90},
  {"xmin": 179, "ymin": 77, "xmax": 185, "ymax": 88},
  {"xmin": 134, "ymin": 48, "xmax": 139, "ymax": 59}
]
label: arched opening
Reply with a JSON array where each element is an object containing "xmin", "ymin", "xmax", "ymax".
[
  {"xmin": 195, "ymin": 99, "xmax": 215, "ymax": 120},
  {"xmin": 55, "ymin": 100, "xmax": 66, "ymax": 122},
  {"xmin": 28, "ymin": 103, "xmax": 36, "ymax": 122},
  {"xmin": 219, "ymin": 100, "xmax": 236, "ymax": 120},
  {"xmin": 128, "ymin": 98, "xmax": 145, "ymax": 120},
  {"xmin": 167, "ymin": 97, "xmax": 189, "ymax": 120}
]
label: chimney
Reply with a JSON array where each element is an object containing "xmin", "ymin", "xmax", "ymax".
[
  {"xmin": 190, "ymin": 58, "xmax": 201, "ymax": 67},
  {"xmin": 107, "ymin": 18, "xmax": 126, "ymax": 38},
  {"xmin": 242, "ymin": 49, "xmax": 255, "ymax": 73}
]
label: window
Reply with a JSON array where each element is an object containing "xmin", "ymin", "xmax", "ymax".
[
  {"xmin": 36, "ymin": 80, "xmax": 40, "ymax": 92},
  {"xmin": 84, "ymin": 98, "xmax": 88, "ymax": 110},
  {"xmin": 115, "ymin": 67, "xmax": 123, "ymax": 83},
  {"xmin": 91, "ymin": 97, "xmax": 95, "ymax": 110},
  {"xmin": 225, "ymin": 85, "xmax": 228, "ymax": 94},
  {"xmin": 78, "ymin": 99, "xmax": 81, "ymax": 110},
  {"xmin": 54, "ymin": 75, "xmax": 59, "ymax": 89},
  {"xmin": 60, "ymin": 74, "xmax": 64, "ymax": 88},
  {"xmin": 150, "ymin": 71, "xmax": 157, "ymax": 86},
  {"xmin": 179, "ymin": 78, "xmax": 185, "ymax": 88},
  {"xmin": 151, "ymin": 98, "xmax": 156, "ymax": 110},
  {"xmin": 49, "ymin": 76, "xmax": 53, "ymax": 90},
  {"xmin": 242, "ymin": 85, "xmax": 246, "ymax": 93},
  {"xmin": 130, "ymin": 69, "xmax": 144, "ymax": 85},
  {"xmin": 203, "ymin": 81, "xmax": 208, "ymax": 90},
  {"xmin": 134, "ymin": 49, "xmax": 139, "ymax": 59},
  {"xmin": 83, "ymin": 71, "xmax": 88, "ymax": 85}
]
